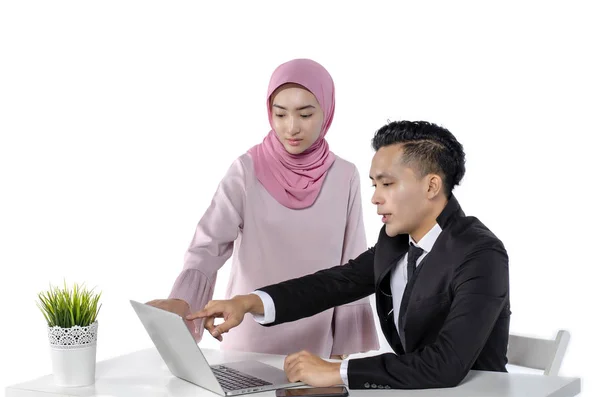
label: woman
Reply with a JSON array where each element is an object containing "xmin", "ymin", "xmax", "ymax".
[{"xmin": 148, "ymin": 58, "xmax": 379, "ymax": 359}]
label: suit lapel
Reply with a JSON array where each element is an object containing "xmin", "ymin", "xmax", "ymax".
[
  {"xmin": 374, "ymin": 227, "xmax": 408, "ymax": 287},
  {"xmin": 377, "ymin": 272, "xmax": 406, "ymax": 354},
  {"xmin": 397, "ymin": 253, "xmax": 430, "ymax": 348}
]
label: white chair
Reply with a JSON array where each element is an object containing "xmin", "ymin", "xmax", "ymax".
[{"xmin": 507, "ymin": 330, "xmax": 570, "ymax": 376}]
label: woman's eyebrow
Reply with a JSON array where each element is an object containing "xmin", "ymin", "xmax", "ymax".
[{"xmin": 272, "ymin": 104, "xmax": 316, "ymax": 111}]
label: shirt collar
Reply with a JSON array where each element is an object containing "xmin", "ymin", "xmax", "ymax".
[{"xmin": 409, "ymin": 223, "xmax": 443, "ymax": 254}]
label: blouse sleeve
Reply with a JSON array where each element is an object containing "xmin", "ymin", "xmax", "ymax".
[{"xmin": 168, "ymin": 157, "xmax": 247, "ymax": 342}]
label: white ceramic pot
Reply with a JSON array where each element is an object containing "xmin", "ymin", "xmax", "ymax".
[{"xmin": 47, "ymin": 321, "xmax": 98, "ymax": 387}]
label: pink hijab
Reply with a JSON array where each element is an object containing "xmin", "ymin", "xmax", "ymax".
[{"xmin": 248, "ymin": 59, "xmax": 336, "ymax": 209}]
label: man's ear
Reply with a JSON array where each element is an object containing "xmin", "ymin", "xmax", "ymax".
[{"xmin": 426, "ymin": 174, "xmax": 443, "ymax": 199}]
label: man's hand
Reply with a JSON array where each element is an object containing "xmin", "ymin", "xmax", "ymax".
[
  {"xmin": 284, "ymin": 350, "xmax": 343, "ymax": 387},
  {"xmin": 146, "ymin": 298, "xmax": 199, "ymax": 339},
  {"xmin": 187, "ymin": 294, "xmax": 264, "ymax": 341}
]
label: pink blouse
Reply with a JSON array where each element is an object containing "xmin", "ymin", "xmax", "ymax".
[{"xmin": 168, "ymin": 153, "xmax": 379, "ymax": 357}]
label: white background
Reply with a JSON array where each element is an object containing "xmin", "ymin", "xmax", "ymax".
[{"xmin": 1, "ymin": 1, "xmax": 598, "ymax": 395}]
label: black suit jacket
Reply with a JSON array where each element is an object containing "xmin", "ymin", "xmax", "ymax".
[{"xmin": 258, "ymin": 195, "xmax": 510, "ymax": 389}]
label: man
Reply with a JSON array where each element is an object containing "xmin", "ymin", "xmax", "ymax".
[{"xmin": 188, "ymin": 120, "xmax": 511, "ymax": 389}]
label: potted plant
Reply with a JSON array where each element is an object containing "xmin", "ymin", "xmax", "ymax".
[{"xmin": 36, "ymin": 281, "xmax": 102, "ymax": 387}]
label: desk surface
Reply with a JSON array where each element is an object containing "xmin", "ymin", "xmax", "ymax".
[{"xmin": 5, "ymin": 348, "xmax": 581, "ymax": 397}]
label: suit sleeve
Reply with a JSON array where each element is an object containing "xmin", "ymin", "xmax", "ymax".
[
  {"xmin": 347, "ymin": 245, "xmax": 509, "ymax": 389},
  {"xmin": 256, "ymin": 246, "xmax": 377, "ymax": 326},
  {"xmin": 168, "ymin": 158, "xmax": 246, "ymax": 342}
]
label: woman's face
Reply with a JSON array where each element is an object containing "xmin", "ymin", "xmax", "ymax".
[{"xmin": 270, "ymin": 83, "xmax": 324, "ymax": 154}]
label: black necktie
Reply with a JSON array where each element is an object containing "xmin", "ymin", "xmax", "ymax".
[{"xmin": 407, "ymin": 243, "xmax": 424, "ymax": 282}]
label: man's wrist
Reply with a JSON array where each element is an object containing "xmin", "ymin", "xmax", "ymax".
[
  {"xmin": 235, "ymin": 294, "xmax": 264, "ymax": 315},
  {"xmin": 330, "ymin": 361, "xmax": 343, "ymax": 385}
]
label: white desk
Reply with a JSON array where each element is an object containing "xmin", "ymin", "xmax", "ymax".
[{"xmin": 5, "ymin": 348, "xmax": 581, "ymax": 397}]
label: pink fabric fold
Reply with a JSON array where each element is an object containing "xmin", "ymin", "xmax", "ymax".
[
  {"xmin": 248, "ymin": 58, "xmax": 336, "ymax": 209},
  {"xmin": 169, "ymin": 269, "xmax": 216, "ymax": 343}
]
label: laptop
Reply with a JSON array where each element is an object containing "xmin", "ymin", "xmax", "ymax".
[{"xmin": 130, "ymin": 300, "xmax": 304, "ymax": 396}]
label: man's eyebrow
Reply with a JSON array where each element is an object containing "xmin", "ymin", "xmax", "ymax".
[{"xmin": 369, "ymin": 172, "xmax": 394, "ymax": 180}]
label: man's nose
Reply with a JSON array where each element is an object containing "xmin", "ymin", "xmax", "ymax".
[{"xmin": 371, "ymin": 190, "xmax": 383, "ymax": 205}]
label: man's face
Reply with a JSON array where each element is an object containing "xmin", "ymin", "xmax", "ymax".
[{"xmin": 369, "ymin": 144, "xmax": 431, "ymax": 237}]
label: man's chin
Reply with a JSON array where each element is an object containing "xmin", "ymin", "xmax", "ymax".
[{"xmin": 384, "ymin": 224, "xmax": 400, "ymax": 237}]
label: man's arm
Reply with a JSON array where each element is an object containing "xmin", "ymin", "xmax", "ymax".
[
  {"xmin": 347, "ymin": 246, "xmax": 509, "ymax": 389},
  {"xmin": 257, "ymin": 246, "xmax": 376, "ymax": 326},
  {"xmin": 187, "ymin": 246, "xmax": 376, "ymax": 338}
]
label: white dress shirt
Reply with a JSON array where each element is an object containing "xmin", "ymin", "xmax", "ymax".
[
  {"xmin": 390, "ymin": 223, "xmax": 442, "ymax": 333},
  {"xmin": 251, "ymin": 223, "xmax": 443, "ymax": 386}
]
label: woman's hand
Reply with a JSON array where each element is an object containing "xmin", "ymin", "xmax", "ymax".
[{"xmin": 146, "ymin": 298, "xmax": 199, "ymax": 339}]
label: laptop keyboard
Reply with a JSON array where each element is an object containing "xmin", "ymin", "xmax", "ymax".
[{"xmin": 211, "ymin": 365, "xmax": 273, "ymax": 391}]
